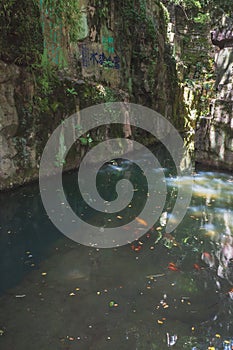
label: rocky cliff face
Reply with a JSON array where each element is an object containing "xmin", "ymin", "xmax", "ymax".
[
  {"xmin": 195, "ymin": 43, "xmax": 233, "ymax": 171},
  {"xmin": 0, "ymin": 0, "xmax": 184, "ymax": 190},
  {"xmin": 165, "ymin": 3, "xmax": 233, "ymax": 172}
]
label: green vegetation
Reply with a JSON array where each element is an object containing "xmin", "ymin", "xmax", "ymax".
[
  {"xmin": 165, "ymin": 0, "xmax": 228, "ymax": 121},
  {"xmin": 0, "ymin": 0, "xmax": 83, "ymax": 115},
  {"xmin": 121, "ymin": 0, "xmax": 160, "ymax": 56},
  {"xmin": 168, "ymin": 0, "xmax": 232, "ymax": 25},
  {"xmin": 0, "ymin": 0, "xmax": 43, "ymax": 64},
  {"xmin": 40, "ymin": 0, "xmax": 82, "ymax": 43}
]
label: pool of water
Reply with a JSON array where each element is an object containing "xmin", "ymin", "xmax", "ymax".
[{"xmin": 0, "ymin": 146, "xmax": 233, "ymax": 350}]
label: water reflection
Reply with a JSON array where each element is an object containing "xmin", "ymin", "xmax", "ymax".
[{"xmin": 0, "ymin": 151, "xmax": 233, "ymax": 349}]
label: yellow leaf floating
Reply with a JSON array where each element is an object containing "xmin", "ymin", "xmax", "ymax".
[{"xmin": 135, "ymin": 217, "xmax": 148, "ymax": 227}]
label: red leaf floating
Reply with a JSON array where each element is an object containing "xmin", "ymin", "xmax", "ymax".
[
  {"xmin": 193, "ymin": 263, "xmax": 201, "ymax": 270},
  {"xmin": 131, "ymin": 244, "xmax": 142, "ymax": 252},
  {"xmin": 168, "ymin": 262, "xmax": 179, "ymax": 271}
]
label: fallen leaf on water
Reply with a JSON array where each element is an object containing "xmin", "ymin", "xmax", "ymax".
[
  {"xmin": 168, "ymin": 262, "xmax": 179, "ymax": 272},
  {"xmin": 224, "ymin": 340, "xmax": 230, "ymax": 344},
  {"xmin": 131, "ymin": 244, "xmax": 142, "ymax": 252},
  {"xmin": 154, "ymin": 232, "xmax": 163, "ymax": 245},
  {"xmin": 183, "ymin": 237, "xmax": 190, "ymax": 244},
  {"xmin": 68, "ymin": 337, "xmax": 75, "ymax": 341},
  {"xmin": 193, "ymin": 263, "xmax": 201, "ymax": 270},
  {"xmin": 163, "ymin": 233, "xmax": 180, "ymax": 248},
  {"xmin": 146, "ymin": 274, "xmax": 165, "ymax": 279},
  {"xmin": 135, "ymin": 217, "xmax": 148, "ymax": 227},
  {"xmin": 109, "ymin": 300, "xmax": 118, "ymax": 308},
  {"xmin": 201, "ymin": 251, "xmax": 215, "ymax": 267}
]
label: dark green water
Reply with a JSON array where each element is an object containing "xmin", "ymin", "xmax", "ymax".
[{"xmin": 0, "ymin": 146, "xmax": 233, "ymax": 350}]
